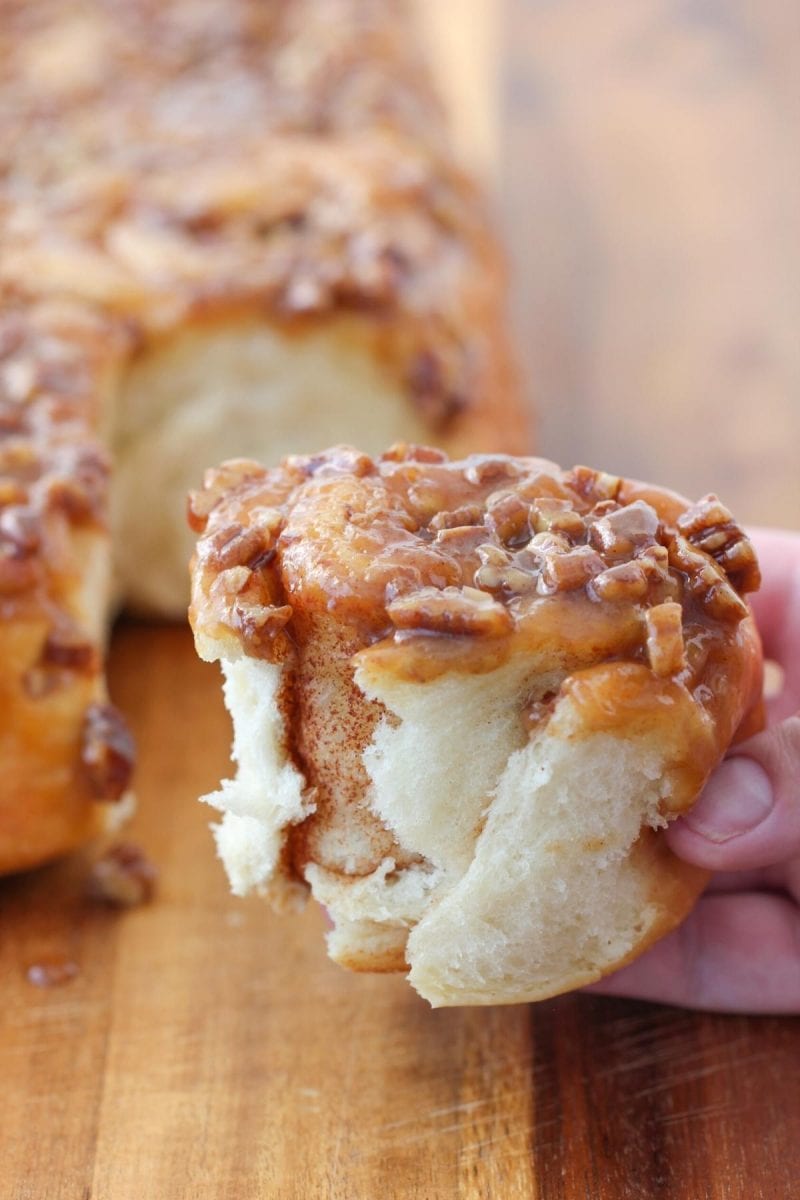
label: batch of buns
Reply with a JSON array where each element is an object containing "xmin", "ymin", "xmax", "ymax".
[{"xmin": 0, "ymin": 0, "xmax": 762, "ymax": 1004}]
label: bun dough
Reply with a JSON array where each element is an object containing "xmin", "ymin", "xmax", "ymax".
[
  {"xmin": 0, "ymin": 0, "xmax": 524, "ymax": 873},
  {"xmin": 189, "ymin": 444, "xmax": 763, "ymax": 1006}
]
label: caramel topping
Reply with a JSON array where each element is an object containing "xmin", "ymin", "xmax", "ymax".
[{"xmin": 189, "ymin": 445, "xmax": 760, "ymax": 721}]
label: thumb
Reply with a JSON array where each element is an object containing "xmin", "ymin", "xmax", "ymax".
[{"xmin": 666, "ymin": 715, "xmax": 800, "ymax": 872}]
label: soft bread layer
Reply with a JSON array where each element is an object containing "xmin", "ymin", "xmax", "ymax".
[
  {"xmin": 368, "ymin": 675, "xmax": 706, "ymax": 1006},
  {"xmin": 112, "ymin": 320, "xmax": 430, "ymax": 615},
  {"xmin": 204, "ymin": 634, "xmax": 713, "ymax": 1006},
  {"xmin": 200, "ymin": 655, "xmax": 311, "ymax": 910}
]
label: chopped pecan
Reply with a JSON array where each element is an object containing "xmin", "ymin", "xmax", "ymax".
[
  {"xmin": 590, "ymin": 561, "xmax": 650, "ymax": 603},
  {"xmin": 668, "ymin": 535, "xmax": 748, "ymax": 623},
  {"xmin": 45, "ymin": 446, "xmax": 109, "ymax": 521},
  {"xmin": 645, "ymin": 602, "xmax": 686, "ymax": 677},
  {"xmin": 41, "ymin": 632, "xmax": 98, "ymax": 672},
  {"xmin": 433, "ymin": 525, "xmax": 488, "ymax": 555},
  {"xmin": 589, "ymin": 500, "xmax": 660, "ymax": 558},
  {"xmin": 566, "ymin": 466, "xmax": 621, "ymax": 506},
  {"xmin": 429, "ymin": 504, "xmax": 484, "ymax": 532},
  {"xmin": 676, "ymin": 496, "xmax": 761, "ymax": 593},
  {"xmin": 464, "ymin": 457, "xmax": 520, "ymax": 486},
  {"xmin": 188, "ymin": 459, "xmax": 265, "ymax": 532},
  {"xmin": 485, "ymin": 492, "xmax": 532, "ymax": 545},
  {"xmin": 529, "ymin": 531, "xmax": 572, "ymax": 557},
  {"xmin": 234, "ymin": 599, "xmax": 293, "ymax": 653},
  {"xmin": 530, "ymin": 497, "xmax": 586, "ymax": 540},
  {"xmin": 81, "ymin": 703, "xmax": 135, "ymax": 801},
  {"xmin": 89, "ymin": 843, "xmax": 158, "ymax": 907},
  {"xmin": 387, "ymin": 585, "xmax": 513, "ymax": 637},
  {"xmin": 407, "ymin": 480, "xmax": 448, "ymax": 522},
  {"xmin": 474, "ymin": 543, "xmax": 537, "ymax": 594},
  {"xmin": 206, "ymin": 522, "xmax": 273, "ymax": 571},
  {"xmin": 539, "ymin": 545, "xmax": 606, "ymax": 593}
]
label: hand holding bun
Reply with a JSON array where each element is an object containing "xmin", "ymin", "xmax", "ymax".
[{"xmin": 188, "ymin": 444, "xmax": 763, "ymax": 1006}]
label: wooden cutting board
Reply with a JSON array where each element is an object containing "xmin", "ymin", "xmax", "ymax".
[{"xmin": 1, "ymin": 621, "xmax": 799, "ymax": 1199}]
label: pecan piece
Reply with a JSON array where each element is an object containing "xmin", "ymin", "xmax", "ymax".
[
  {"xmin": 474, "ymin": 543, "xmax": 538, "ymax": 594},
  {"xmin": 645, "ymin": 602, "xmax": 686, "ymax": 678},
  {"xmin": 668, "ymin": 535, "xmax": 748, "ymax": 622},
  {"xmin": 539, "ymin": 545, "xmax": 606, "ymax": 593},
  {"xmin": 233, "ymin": 599, "xmax": 293, "ymax": 654},
  {"xmin": 206, "ymin": 522, "xmax": 273, "ymax": 571},
  {"xmin": 387, "ymin": 586, "xmax": 513, "ymax": 637},
  {"xmin": 566, "ymin": 466, "xmax": 621, "ymax": 506},
  {"xmin": 530, "ymin": 497, "xmax": 586, "ymax": 540},
  {"xmin": 81, "ymin": 703, "xmax": 135, "ymax": 801},
  {"xmin": 188, "ymin": 459, "xmax": 265, "ymax": 533},
  {"xmin": 41, "ymin": 632, "xmax": 98, "ymax": 672},
  {"xmin": 677, "ymin": 496, "xmax": 761, "ymax": 593},
  {"xmin": 589, "ymin": 500, "xmax": 660, "ymax": 558},
  {"xmin": 89, "ymin": 843, "xmax": 158, "ymax": 907},
  {"xmin": 429, "ymin": 504, "xmax": 484, "ymax": 532},
  {"xmin": 464, "ymin": 457, "xmax": 520, "ymax": 486},
  {"xmin": 485, "ymin": 492, "xmax": 532, "ymax": 545},
  {"xmin": 590, "ymin": 561, "xmax": 650, "ymax": 603}
]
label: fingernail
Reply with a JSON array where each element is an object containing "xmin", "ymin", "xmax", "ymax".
[{"xmin": 683, "ymin": 757, "xmax": 774, "ymax": 842}]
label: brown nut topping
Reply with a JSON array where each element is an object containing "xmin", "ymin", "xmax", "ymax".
[
  {"xmin": 589, "ymin": 500, "xmax": 660, "ymax": 558},
  {"xmin": 40, "ymin": 632, "xmax": 98, "ymax": 673},
  {"xmin": 589, "ymin": 561, "xmax": 650, "ymax": 604},
  {"xmin": 677, "ymin": 495, "xmax": 761, "ymax": 593},
  {"xmin": 387, "ymin": 585, "xmax": 513, "ymax": 637},
  {"xmin": 89, "ymin": 843, "xmax": 158, "ymax": 907},
  {"xmin": 668, "ymin": 535, "xmax": 748, "ymax": 623},
  {"xmin": 539, "ymin": 545, "xmax": 606, "ymax": 594},
  {"xmin": 645, "ymin": 602, "xmax": 686, "ymax": 677},
  {"xmin": 81, "ymin": 703, "xmax": 136, "ymax": 801},
  {"xmin": 474, "ymin": 543, "xmax": 537, "ymax": 595},
  {"xmin": 464, "ymin": 457, "xmax": 520, "ymax": 486},
  {"xmin": 206, "ymin": 522, "xmax": 274, "ymax": 572},
  {"xmin": 530, "ymin": 498, "xmax": 586, "ymax": 540},
  {"xmin": 188, "ymin": 459, "xmax": 266, "ymax": 533},
  {"xmin": 429, "ymin": 504, "xmax": 483, "ymax": 531},
  {"xmin": 566, "ymin": 465, "xmax": 621, "ymax": 505},
  {"xmin": 484, "ymin": 492, "xmax": 532, "ymax": 545}
]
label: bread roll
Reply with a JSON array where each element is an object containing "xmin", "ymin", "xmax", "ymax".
[
  {"xmin": 0, "ymin": 0, "xmax": 524, "ymax": 872},
  {"xmin": 189, "ymin": 444, "xmax": 763, "ymax": 1006}
]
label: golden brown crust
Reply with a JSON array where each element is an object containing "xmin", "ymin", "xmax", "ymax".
[{"xmin": 1, "ymin": 1, "xmax": 524, "ymax": 874}]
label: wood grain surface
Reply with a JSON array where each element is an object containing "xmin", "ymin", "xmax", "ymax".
[
  {"xmin": 1, "ymin": 623, "xmax": 799, "ymax": 1200},
  {"xmin": 2, "ymin": 3, "xmax": 800, "ymax": 1197}
]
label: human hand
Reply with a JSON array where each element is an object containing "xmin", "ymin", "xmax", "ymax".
[{"xmin": 588, "ymin": 528, "xmax": 800, "ymax": 1012}]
